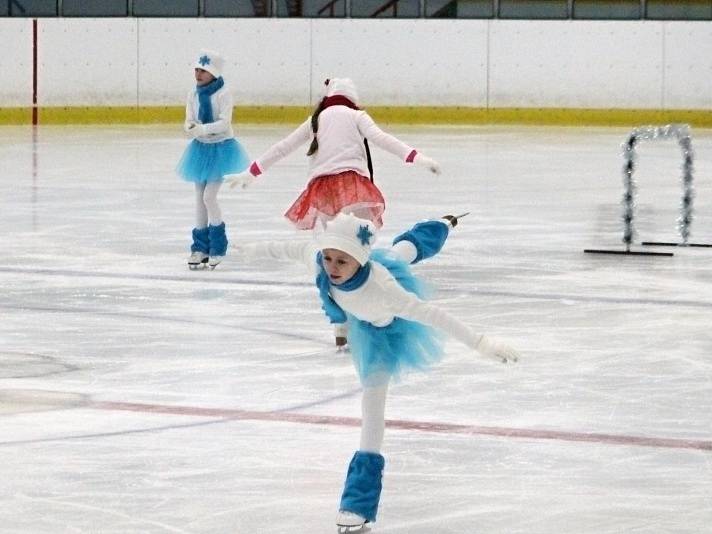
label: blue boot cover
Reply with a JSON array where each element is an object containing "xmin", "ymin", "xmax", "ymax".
[
  {"xmin": 208, "ymin": 222, "xmax": 228, "ymax": 256},
  {"xmin": 339, "ymin": 451, "xmax": 385, "ymax": 523},
  {"xmin": 392, "ymin": 220, "xmax": 449, "ymax": 264},
  {"xmin": 191, "ymin": 227, "xmax": 210, "ymax": 254}
]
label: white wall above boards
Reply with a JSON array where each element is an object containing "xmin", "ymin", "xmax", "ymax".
[
  {"xmin": 137, "ymin": 18, "xmax": 312, "ymax": 106},
  {"xmin": 310, "ymin": 19, "xmax": 489, "ymax": 106},
  {"xmin": 39, "ymin": 19, "xmax": 138, "ymax": 106}
]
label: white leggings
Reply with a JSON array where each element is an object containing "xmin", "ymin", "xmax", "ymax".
[
  {"xmin": 359, "ymin": 377, "xmax": 390, "ymax": 453},
  {"xmin": 194, "ymin": 181, "xmax": 223, "ymax": 228}
]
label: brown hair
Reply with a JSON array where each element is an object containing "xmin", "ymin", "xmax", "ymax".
[{"xmin": 306, "ymin": 97, "xmax": 327, "ymax": 156}]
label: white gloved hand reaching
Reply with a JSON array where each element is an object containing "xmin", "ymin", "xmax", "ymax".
[
  {"xmin": 413, "ymin": 153, "xmax": 441, "ymax": 175},
  {"xmin": 475, "ymin": 335, "xmax": 520, "ymax": 364},
  {"xmin": 225, "ymin": 171, "xmax": 256, "ymax": 190}
]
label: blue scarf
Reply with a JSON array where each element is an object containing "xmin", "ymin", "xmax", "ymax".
[
  {"xmin": 315, "ymin": 249, "xmax": 427, "ymax": 325},
  {"xmin": 196, "ymin": 76, "xmax": 224, "ymax": 124},
  {"xmin": 315, "ymin": 252, "xmax": 371, "ymax": 324}
]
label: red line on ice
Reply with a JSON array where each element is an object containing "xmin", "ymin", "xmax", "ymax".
[{"xmin": 91, "ymin": 400, "xmax": 712, "ymax": 452}]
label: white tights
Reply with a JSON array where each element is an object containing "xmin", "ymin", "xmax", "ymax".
[
  {"xmin": 359, "ymin": 377, "xmax": 390, "ymax": 453},
  {"xmin": 194, "ymin": 181, "xmax": 223, "ymax": 228}
]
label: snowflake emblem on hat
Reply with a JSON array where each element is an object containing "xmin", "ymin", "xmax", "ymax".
[
  {"xmin": 357, "ymin": 225, "xmax": 373, "ymax": 246},
  {"xmin": 198, "ymin": 55, "xmax": 211, "ymax": 67}
]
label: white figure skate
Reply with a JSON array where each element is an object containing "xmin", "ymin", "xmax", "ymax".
[
  {"xmin": 188, "ymin": 251, "xmax": 208, "ymax": 270},
  {"xmin": 442, "ymin": 211, "xmax": 470, "ymax": 228},
  {"xmin": 336, "ymin": 511, "xmax": 368, "ymax": 533},
  {"xmin": 208, "ymin": 255, "xmax": 223, "ymax": 270},
  {"xmin": 334, "ymin": 323, "xmax": 348, "ymax": 352}
]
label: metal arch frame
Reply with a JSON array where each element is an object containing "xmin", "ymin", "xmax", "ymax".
[
  {"xmin": 621, "ymin": 124, "xmax": 710, "ymax": 251},
  {"xmin": 585, "ymin": 123, "xmax": 697, "ymax": 257}
]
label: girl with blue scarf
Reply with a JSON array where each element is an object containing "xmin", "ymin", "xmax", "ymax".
[
  {"xmin": 234, "ymin": 213, "xmax": 520, "ymax": 533},
  {"xmin": 177, "ymin": 49, "xmax": 250, "ymax": 270}
]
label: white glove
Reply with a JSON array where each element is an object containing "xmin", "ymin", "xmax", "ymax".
[
  {"xmin": 225, "ymin": 171, "xmax": 256, "ymax": 190},
  {"xmin": 186, "ymin": 122, "xmax": 206, "ymax": 138},
  {"xmin": 475, "ymin": 335, "xmax": 520, "ymax": 364},
  {"xmin": 413, "ymin": 153, "xmax": 441, "ymax": 175}
]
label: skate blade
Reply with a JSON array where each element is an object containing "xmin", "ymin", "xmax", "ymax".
[
  {"xmin": 188, "ymin": 258, "xmax": 209, "ymax": 270},
  {"xmin": 337, "ymin": 525, "xmax": 369, "ymax": 534}
]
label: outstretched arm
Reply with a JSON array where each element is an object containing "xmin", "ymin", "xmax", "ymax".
[
  {"xmin": 386, "ymin": 284, "xmax": 519, "ymax": 364},
  {"xmin": 233, "ymin": 239, "xmax": 318, "ymax": 274},
  {"xmin": 356, "ymin": 112, "xmax": 441, "ymax": 175},
  {"xmin": 226, "ymin": 119, "xmax": 312, "ymax": 188}
]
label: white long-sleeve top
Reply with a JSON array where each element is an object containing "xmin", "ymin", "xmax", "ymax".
[
  {"xmin": 184, "ymin": 85, "xmax": 235, "ymax": 144},
  {"xmin": 239, "ymin": 239, "xmax": 482, "ymax": 350},
  {"xmin": 251, "ymin": 106, "xmax": 416, "ymax": 180}
]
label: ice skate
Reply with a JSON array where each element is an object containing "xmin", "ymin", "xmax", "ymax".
[
  {"xmin": 442, "ymin": 211, "xmax": 470, "ymax": 228},
  {"xmin": 335, "ymin": 336, "xmax": 348, "ymax": 351},
  {"xmin": 188, "ymin": 251, "xmax": 208, "ymax": 270},
  {"xmin": 208, "ymin": 256, "xmax": 223, "ymax": 270},
  {"xmin": 336, "ymin": 511, "xmax": 368, "ymax": 533},
  {"xmin": 334, "ymin": 323, "xmax": 348, "ymax": 351}
]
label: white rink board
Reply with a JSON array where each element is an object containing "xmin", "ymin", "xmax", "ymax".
[
  {"xmin": 39, "ymin": 19, "xmax": 138, "ymax": 106},
  {"xmin": 488, "ymin": 21, "xmax": 663, "ymax": 109},
  {"xmin": 137, "ymin": 18, "xmax": 312, "ymax": 106},
  {"xmin": 1, "ymin": 20, "xmax": 33, "ymax": 106},
  {"xmin": 1, "ymin": 18, "xmax": 712, "ymax": 109},
  {"xmin": 663, "ymin": 23, "xmax": 712, "ymax": 109},
  {"xmin": 310, "ymin": 19, "xmax": 489, "ymax": 106}
]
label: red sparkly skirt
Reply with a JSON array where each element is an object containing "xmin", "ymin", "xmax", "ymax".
[{"xmin": 284, "ymin": 171, "xmax": 385, "ymax": 230}]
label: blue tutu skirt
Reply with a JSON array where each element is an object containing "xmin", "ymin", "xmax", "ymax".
[
  {"xmin": 346, "ymin": 249, "xmax": 445, "ymax": 387},
  {"xmin": 177, "ymin": 138, "xmax": 250, "ymax": 184},
  {"xmin": 347, "ymin": 314, "xmax": 445, "ymax": 387}
]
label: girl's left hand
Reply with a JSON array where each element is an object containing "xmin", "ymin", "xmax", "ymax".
[
  {"xmin": 413, "ymin": 153, "xmax": 442, "ymax": 175},
  {"xmin": 225, "ymin": 171, "xmax": 256, "ymax": 189},
  {"xmin": 475, "ymin": 335, "xmax": 520, "ymax": 364}
]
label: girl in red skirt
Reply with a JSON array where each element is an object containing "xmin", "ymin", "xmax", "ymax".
[
  {"xmin": 227, "ymin": 78, "xmax": 441, "ymax": 347},
  {"xmin": 226, "ymin": 77, "xmax": 441, "ymax": 230}
]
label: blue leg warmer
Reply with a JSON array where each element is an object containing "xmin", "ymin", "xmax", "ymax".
[
  {"xmin": 339, "ymin": 451, "xmax": 385, "ymax": 523},
  {"xmin": 208, "ymin": 222, "xmax": 228, "ymax": 256},
  {"xmin": 392, "ymin": 220, "xmax": 449, "ymax": 264},
  {"xmin": 191, "ymin": 227, "xmax": 210, "ymax": 254}
]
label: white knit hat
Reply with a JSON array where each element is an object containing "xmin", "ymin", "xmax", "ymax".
[
  {"xmin": 194, "ymin": 49, "xmax": 224, "ymax": 78},
  {"xmin": 324, "ymin": 78, "xmax": 359, "ymax": 105},
  {"xmin": 316, "ymin": 213, "xmax": 376, "ymax": 266}
]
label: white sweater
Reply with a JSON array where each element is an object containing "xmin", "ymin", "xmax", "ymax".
[
  {"xmin": 184, "ymin": 85, "xmax": 235, "ymax": 144},
  {"xmin": 252, "ymin": 106, "xmax": 416, "ymax": 180},
  {"xmin": 239, "ymin": 239, "xmax": 482, "ymax": 350}
]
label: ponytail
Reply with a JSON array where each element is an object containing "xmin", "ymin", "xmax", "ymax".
[{"xmin": 306, "ymin": 97, "xmax": 326, "ymax": 156}]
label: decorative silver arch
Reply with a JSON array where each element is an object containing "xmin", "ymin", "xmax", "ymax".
[{"xmin": 621, "ymin": 124, "xmax": 695, "ymax": 251}]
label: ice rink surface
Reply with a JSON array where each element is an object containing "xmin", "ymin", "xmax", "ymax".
[{"xmin": 1, "ymin": 124, "xmax": 711, "ymax": 534}]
